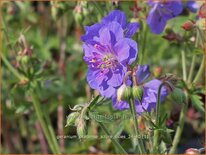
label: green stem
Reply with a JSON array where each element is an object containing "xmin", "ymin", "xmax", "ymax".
[
  {"xmin": 193, "ymin": 57, "xmax": 204, "ymax": 84},
  {"xmin": 188, "ymin": 55, "xmax": 196, "ymax": 83},
  {"xmin": 44, "ymin": 113, "xmax": 61, "ymax": 154},
  {"xmin": 153, "ymin": 130, "xmax": 160, "ymax": 154},
  {"xmin": 169, "ymin": 44, "xmax": 189, "ymax": 153},
  {"xmin": 139, "ymin": 24, "xmax": 148, "ymax": 64},
  {"xmin": 169, "ymin": 95, "xmax": 188, "ymax": 154},
  {"xmin": 196, "ymin": 27, "xmax": 205, "ymax": 49},
  {"xmin": 153, "ymin": 82, "xmax": 173, "ymax": 153},
  {"xmin": 181, "ymin": 49, "xmax": 187, "ymax": 81},
  {"xmin": 1, "ymin": 53, "xmax": 24, "ymax": 80},
  {"xmin": 188, "ymin": 26, "xmax": 202, "ymax": 83},
  {"xmin": 30, "ymin": 91, "xmax": 58, "ymax": 154},
  {"xmin": 128, "ymin": 99, "xmax": 145, "ymax": 154},
  {"xmin": 98, "ymin": 122, "xmax": 128, "ymax": 154},
  {"xmin": 153, "ymin": 87, "xmax": 162, "ymax": 153}
]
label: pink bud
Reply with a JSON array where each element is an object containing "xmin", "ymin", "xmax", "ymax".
[
  {"xmin": 185, "ymin": 148, "xmax": 200, "ymax": 154},
  {"xmin": 153, "ymin": 67, "xmax": 162, "ymax": 78},
  {"xmin": 182, "ymin": 21, "xmax": 195, "ymax": 31}
]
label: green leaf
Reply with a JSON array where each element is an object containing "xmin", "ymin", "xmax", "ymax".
[
  {"xmin": 170, "ymin": 88, "xmax": 186, "ymax": 104},
  {"xmin": 112, "ymin": 122, "xmax": 125, "ymax": 138},
  {"xmin": 159, "ymin": 114, "xmax": 168, "ymax": 127},
  {"xmin": 89, "ymin": 95, "xmax": 100, "ymax": 109},
  {"xmin": 160, "ymin": 130, "xmax": 173, "ymax": 145},
  {"xmin": 166, "ymin": 128, "xmax": 174, "ymax": 133},
  {"xmin": 88, "ymin": 111, "xmax": 114, "ymax": 123},
  {"xmin": 190, "ymin": 94, "xmax": 205, "ymax": 116}
]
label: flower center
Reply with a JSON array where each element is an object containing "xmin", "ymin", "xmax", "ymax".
[
  {"xmin": 99, "ymin": 54, "xmax": 117, "ymax": 70},
  {"xmin": 88, "ymin": 53, "xmax": 118, "ymax": 71}
]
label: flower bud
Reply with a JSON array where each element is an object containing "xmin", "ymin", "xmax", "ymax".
[
  {"xmin": 65, "ymin": 112, "xmax": 80, "ymax": 127},
  {"xmin": 77, "ymin": 119, "xmax": 86, "ymax": 138},
  {"xmin": 21, "ymin": 55, "xmax": 29, "ymax": 65},
  {"xmin": 117, "ymin": 84, "xmax": 131, "ymax": 102},
  {"xmin": 170, "ymin": 88, "xmax": 186, "ymax": 104},
  {"xmin": 130, "ymin": 18, "xmax": 140, "ymax": 23},
  {"xmin": 19, "ymin": 78, "xmax": 29, "ymax": 85},
  {"xmin": 182, "ymin": 21, "xmax": 195, "ymax": 31},
  {"xmin": 185, "ymin": 148, "xmax": 200, "ymax": 154},
  {"xmin": 73, "ymin": 5, "xmax": 83, "ymax": 25},
  {"xmin": 153, "ymin": 67, "xmax": 162, "ymax": 78},
  {"xmin": 7, "ymin": 4, "xmax": 16, "ymax": 15},
  {"xmin": 132, "ymin": 86, "xmax": 144, "ymax": 102}
]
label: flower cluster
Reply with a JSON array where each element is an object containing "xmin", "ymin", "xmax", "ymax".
[{"xmin": 82, "ymin": 10, "xmax": 169, "ymax": 114}]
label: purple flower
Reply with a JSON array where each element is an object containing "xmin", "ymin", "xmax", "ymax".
[
  {"xmin": 112, "ymin": 65, "xmax": 168, "ymax": 114},
  {"xmin": 147, "ymin": 0, "xmax": 183, "ymax": 34},
  {"xmin": 186, "ymin": 0, "xmax": 199, "ymax": 13},
  {"xmin": 81, "ymin": 10, "xmax": 139, "ymax": 43},
  {"xmin": 82, "ymin": 21, "xmax": 138, "ymax": 98}
]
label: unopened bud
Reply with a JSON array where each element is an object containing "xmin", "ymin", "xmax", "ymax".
[
  {"xmin": 132, "ymin": 86, "xmax": 144, "ymax": 102},
  {"xmin": 130, "ymin": 18, "xmax": 140, "ymax": 23},
  {"xmin": 185, "ymin": 148, "xmax": 200, "ymax": 154},
  {"xmin": 7, "ymin": 4, "xmax": 16, "ymax": 15},
  {"xmin": 21, "ymin": 55, "xmax": 29, "ymax": 65},
  {"xmin": 19, "ymin": 78, "xmax": 29, "ymax": 85},
  {"xmin": 182, "ymin": 21, "xmax": 195, "ymax": 31},
  {"xmin": 117, "ymin": 84, "xmax": 131, "ymax": 102},
  {"xmin": 153, "ymin": 67, "xmax": 162, "ymax": 78},
  {"xmin": 171, "ymin": 88, "xmax": 186, "ymax": 104},
  {"xmin": 65, "ymin": 112, "xmax": 80, "ymax": 127},
  {"xmin": 74, "ymin": 5, "xmax": 83, "ymax": 25}
]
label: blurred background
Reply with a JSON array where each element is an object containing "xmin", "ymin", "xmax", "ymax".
[{"xmin": 1, "ymin": 1, "xmax": 205, "ymax": 154}]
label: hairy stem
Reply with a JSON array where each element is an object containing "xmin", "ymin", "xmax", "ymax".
[
  {"xmin": 1, "ymin": 53, "xmax": 24, "ymax": 80},
  {"xmin": 98, "ymin": 122, "xmax": 128, "ymax": 154},
  {"xmin": 188, "ymin": 55, "xmax": 196, "ymax": 83},
  {"xmin": 153, "ymin": 81, "xmax": 173, "ymax": 153},
  {"xmin": 169, "ymin": 95, "xmax": 188, "ymax": 154},
  {"xmin": 129, "ymin": 99, "xmax": 145, "ymax": 154},
  {"xmin": 181, "ymin": 49, "xmax": 187, "ymax": 81},
  {"xmin": 44, "ymin": 112, "xmax": 61, "ymax": 154},
  {"xmin": 169, "ymin": 45, "xmax": 189, "ymax": 153},
  {"xmin": 30, "ymin": 91, "xmax": 59, "ymax": 154},
  {"xmin": 193, "ymin": 57, "xmax": 204, "ymax": 84}
]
